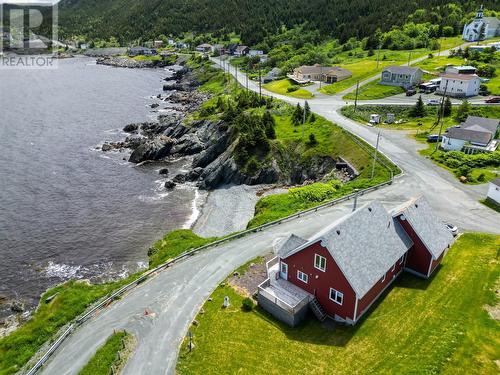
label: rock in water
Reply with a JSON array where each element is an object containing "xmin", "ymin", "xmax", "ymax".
[
  {"xmin": 164, "ymin": 181, "xmax": 176, "ymax": 190},
  {"xmin": 159, "ymin": 168, "xmax": 169, "ymax": 175},
  {"xmin": 123, "ymin": 123, "xmax": 139, "ymax": 133}
]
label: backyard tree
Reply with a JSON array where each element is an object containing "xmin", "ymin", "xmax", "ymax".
[
  {"xmin": 443, "ymin": 97, "xmax": 452, "ymax": 117},
  {"xmin": 456, "ymin": 99, "xmax": 471, "ymax": 122},
  {"xmin": 411, "ymin": 95, "xmax": 426, "ymax": 117}
]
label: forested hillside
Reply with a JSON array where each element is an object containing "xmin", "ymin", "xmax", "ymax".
[{"xmin": 58, "ymin": 0, "xmax": 498, "ymax": 45}]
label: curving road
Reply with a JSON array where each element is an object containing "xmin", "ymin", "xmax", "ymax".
[{"xmin": 39, "ymin": 57, "xmax": 499, "ymax": 375}]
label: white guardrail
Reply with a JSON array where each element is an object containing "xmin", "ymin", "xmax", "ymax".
[{"xmin": 26, "ymin": 175, "xmax": 393, "ymax": 375}]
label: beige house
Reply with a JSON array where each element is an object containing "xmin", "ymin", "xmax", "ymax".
[{"xmin": 290, "ymin": 64, "xmax": 352, "ymax": 84}]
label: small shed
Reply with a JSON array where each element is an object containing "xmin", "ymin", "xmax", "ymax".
[
  {"xmin": 386, "ymin": 113, "xmax": 395, "ymax": 124},
  {"xmin": 370, "ymin": 114, "xmax": 381, "ymax": 124}
]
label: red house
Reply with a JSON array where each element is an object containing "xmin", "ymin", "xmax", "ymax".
[{"xmin": 257, "ymin": 197, "xmax": 454, "ymax": 326}]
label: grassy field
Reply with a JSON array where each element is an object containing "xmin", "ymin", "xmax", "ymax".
[
  {"xmin": 176, "ymin": 233, "xmax": 500, "ymax": 375},
  {"xmin": 318, "ymin": 48, "xmax": 434, "ymax": 95},
  {"xmin": 244, "ymin": 111, "xmax": 400, "ymax": 227},
  {"xmin": 341, "ymin": 104, "xmax": 500, "ymax": 132},
  {"xmin": 149, "ymin": 230, "xmax": 218, "ymax": 268},
  {"xmin": 343, "ymin": 80, "xmax": 405, "ymax": 100},
  {"xmin": 420, "ymin": 144, "xmax": 500, "ymax": 184},
  {"xmin": 263, "ymin": 79, "xmax": 314, "ymax": 99},
  {"xmin": 78, "ymin": 331, "xmax": 133, "ymax": 375},
  {"xmin": 0, "ymin": 275, "xmax": 141, "ymax": 375}
]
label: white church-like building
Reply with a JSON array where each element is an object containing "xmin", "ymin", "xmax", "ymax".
[{"xmin": 462, "ymin": 6, "xmax": 500, "ymax": 42}]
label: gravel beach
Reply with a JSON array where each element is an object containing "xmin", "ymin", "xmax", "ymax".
[{"xmin": 192, "ymin": 185, "xmax": 288, "ymax": 237}]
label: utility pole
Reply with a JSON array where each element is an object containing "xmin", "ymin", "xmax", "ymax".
[
  {"xmin": 371, "ymin": 131, "xmax": 381, "ymax": 179},
  {"xmin": 354, "ymin": 80, "xmax": 360, "ymax": 111},
  {"xmin": 376, "ymin": 44, "xmax": 381, "ymax": 69},
  {"xmin": 245, "ymin": 71, "xmax": 248, "ymax": 91},
  {"xmin": 407, "ymin": 51, "xmax": 412, "ymax": 66},
  {"xmin": 302, "ymin": 101, "xmax": 306, "ymax": 140},
  {"xmin": 435, "ymin": 81, "xmax": 449, "ymax": 152},
  {"xmin": 352, "ymin": 189, "xmax": 360, "ymax": 212},
  {"xmin": 258, "ymin": 64, "xmax": 262, "ymax": 101},
  {"xmin": 235, "ymin": 65, "xmax": 238, "ymax": 84},
  {"xmin": 319, "ymin": 66, "xmax": 323, "ymax": 89}
]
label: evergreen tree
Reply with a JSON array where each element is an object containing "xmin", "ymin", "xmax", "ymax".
[
  {"xmin": 292, "ymin": 103, "xmax": 304, "ymax": 125},
  {"xmin": 410, "ymin": 95, "xmax": 426, "ymax": 118},
  {"xmin": 455, "ymin": 99, "xmax": 471, "ymax": 122},
  {"xmin": 443, "ymin": 97, "xmax": 452, "ymax": 117},
  {"xmin": 304, "ymin": 101, "xmax": 311, "ymax": 119},
  {"xmin": 262, "ymin": 111, "xmax": 276, "ymax": 139},
  {"xmin": 310, "ymin": 113, "xmax": 316, "ymax": 123}
]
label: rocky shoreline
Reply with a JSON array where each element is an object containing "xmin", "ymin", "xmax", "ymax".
[{"xmin": 100, "ymin": 64, "xmax": 355, "ymax": 191}]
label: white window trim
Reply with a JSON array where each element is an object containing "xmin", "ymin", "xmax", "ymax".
[
  {"xmin": 399, "ymin": 255, "xmax": 404, "ymax": 265},
  {"xmin": 314, "ymin": 254, "xmax": 326, "ymax": 272},
  {"xmin": 381, "ymin": 273, "xmax": 386, "ymax": 283},
  {"xmin": 297, "ymin": 270, "xmax": 308, "ymax": 284},
  {"xmin": 391, "ymin": 263, "xmax": 396, "ymax": 272},
  {"xmin": 329, "ymin": 288, "xmax": 343, "ymax": 305}
]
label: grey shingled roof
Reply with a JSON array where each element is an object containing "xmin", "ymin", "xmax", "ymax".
[
  {"xmin": 282, "ymin": 201, "xmax": 412, "ymax": 298},
  {"xmin": 392, "ymin": 196, "xmax": 454, "ymax": 259},
  {"xmin": 463, "ymin": 116, "xmax": 499, "ymax": 135},
  {"xmin": 492, "ymin": 178, "xmax": 500, "ymax": 187},
  {"xmin": 278, "ymin": 234, "xmax": 307, "ymax": 258},
  {"xmin": 446, "ymin": 126, "xmax": 492, "ymax": 144},
  {"xmin": 383, "ymin": 66, "xmax": 421, "ymax": 75}
]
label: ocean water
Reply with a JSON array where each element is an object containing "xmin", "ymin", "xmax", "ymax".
[{"xmin": 0, "ymin": 57, "xmax": 198, "ymax": 315}]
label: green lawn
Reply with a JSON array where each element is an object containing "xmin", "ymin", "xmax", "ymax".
[
  {"xmin": 263, "ymin": 79, "xmax": 314, "ymax": 99},
  {"xmin": 149, "ymin": 229, "xmax": 218, "ymax": 268},
  {"xmin": 78, "ymin": 331, "xmax": 133, "ymax": 375},
  {"xmin": 0, "ymin": 276, "xmax": 141, "ymax": 375},
  {"xmin": 177, "ymin": 233, "xmax": 500, "ymax": 375},
  {"xmin": 341, "ymin": 104, "xmax": 500, "ymax": 132},
  {"xmin": 343, "ymin": 80, "xmax": 405, "ymax": 100}
]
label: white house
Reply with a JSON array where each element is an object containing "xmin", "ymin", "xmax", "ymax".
[
  {"xmin": 445, "ymin": 66, "xmax": 477, "ymax": 75},
  {"xmin": 437, "ymin": 73, "xmax": 481, "ymax": 98},
  {"xmin": 441, "ymin": 116, "xmax": 499, "ymax": 152},
  {"xmin": 486, "ymin": 179, "xmax": 500, "ymax": 206},
  {"xmin": 468, "ymin": 42, "xmax": 500, "ymax": 53},
  {"xmin": 462, "ymin": 6, "xmax": 500, "ymax": 42}
]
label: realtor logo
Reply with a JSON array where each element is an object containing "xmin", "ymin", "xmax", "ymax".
[{"xmin": 0, "ymin": 0, "xmax": 58, "ymax": 69}]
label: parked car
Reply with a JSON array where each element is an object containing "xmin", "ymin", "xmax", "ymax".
[
  {"xmin": 406, "ymin": 89, "xmax": 417, "ymax": 96},
  {"xmin": 427, "ymin": 99, "xmax": 440, "ymax": 106},
  {"xmin": 485, "ymin": 96, "xmax": 500, "ymax": 103},
  {"xmin": 445, "ymin": 223, "xmax": 458, "ymax": 237},
  {"xmin": 427, "ymin": 134, "xmax": 442, "ymax": 143}
]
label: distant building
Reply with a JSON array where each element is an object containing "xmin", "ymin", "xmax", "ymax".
[
  {"xmin": 290, "ymin": 64, "xmax": 352, "ymax": 84},
  {"xmin": 263, "ymin": 67, "xmax": 282, "ymax": 83},
  {"xmin": 437, "ymin": 73, "xmax": 481, "ymax": 98},
  {"xmin": 153, "ymin": 40, "xmax": 164, "ymax": 48},
  {"xmin": 195, "ymin": 43, "xmax": 212, "ymax": 53},
  {"xmin": 486, "ymin": 179, "xmax": 500, "ymax": 206},
  {"xmin": 445, "ymin": 65, "xmax": 477, "ymax": 75},
  {"xmin": 248, "ymin": 49, "xmax": 264, "ymax": 57},
  {"xmin": 234, "ymin": 45, "xmax": 250, "ymax": 57},
  {"xmin": 167, "ymin": 39, "xmax": 176, "ymax": 46},
  {"xmin": 380, "ymin": 66, "xmax": 423, "ymax": 88},
  {"xmin": 128, "ymin": 46, "xmax": 157, "ymax": 57},
  {"xmin": 211, "ymin": 44, "xmax": 224, "ymax": 54},
  {"xmin": 441, "ymin": 116, "xmax": 499, "ymax": 153},
  {"xmin": 468, "ymin": 42, "xmax": 500, "ymax": 53},
  {"xmin": 462, "ymin": 6, "xmax": 500, "ymax": 42}
]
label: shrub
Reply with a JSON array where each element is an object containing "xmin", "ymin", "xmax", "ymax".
[
  {"xmin": 241, "ymin": 297, "xmax": 255, "ymax": 311},
  {"xmin": 308, "ymin": 133, "xmax": 317, "ymax": 145},
  {"xmin": 287, "ymin": 85, "xmax": 299, "ymax": 93}
]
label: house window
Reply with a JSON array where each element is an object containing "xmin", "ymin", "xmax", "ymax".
[
  {"xmin": 329, "ymin": 288, "xmax": 343, "ymax": 305},
  {"xmin": 297, "ymin": 270, "xmax": 308, "ymax": 284},
  {"xmin": 314, "ymin": 254, "xmax": 326, "ymax": 272}
]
